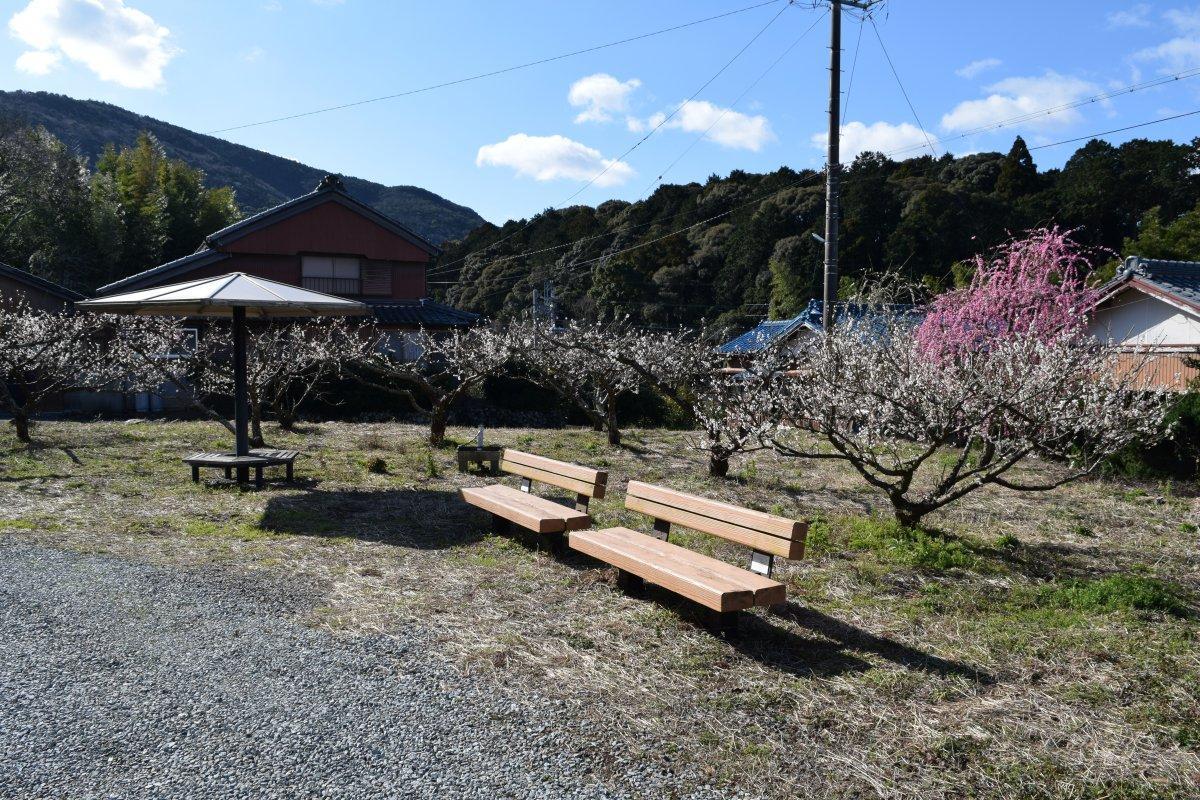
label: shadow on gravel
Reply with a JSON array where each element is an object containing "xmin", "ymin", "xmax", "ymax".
[
  {"xmin": 261, "ymin": 488, "xmax": 485, "ymax": 549},
  {"xmin": 772, "ymin": 604, "xmax": 995, "ymax": 684}
]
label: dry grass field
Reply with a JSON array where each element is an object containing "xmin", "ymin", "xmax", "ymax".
[{"xmin": 2, "ymin": 419, "xmax": 1198, "ymax": 799}]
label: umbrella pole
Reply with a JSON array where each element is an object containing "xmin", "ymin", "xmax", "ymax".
[{"xmin": 232, "ymin": 306, "xmax": 251, "ymax": 481}]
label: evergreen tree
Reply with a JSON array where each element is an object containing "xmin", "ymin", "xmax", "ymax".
[{"xmin": 995, "ymin": 136, "xmax": 1039, "ymax": 200}]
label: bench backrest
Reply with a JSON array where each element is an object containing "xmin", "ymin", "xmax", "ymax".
[
  {"xmin": 625, "ymin": 481, "xmax": 806, "ymax": 560},
  {"xmin": 500, "ymin": 449, "xmax": 608, "ymax": 499}
]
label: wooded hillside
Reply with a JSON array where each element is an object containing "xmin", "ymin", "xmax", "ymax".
[{"xmin": 440, "ymin": 136, "xmax": 1200, "ymax": 329}]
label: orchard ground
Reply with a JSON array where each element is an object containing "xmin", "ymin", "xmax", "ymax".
[{"xmin": 2, "ymin": 420, "xmax": 1198, "ymax": 799}]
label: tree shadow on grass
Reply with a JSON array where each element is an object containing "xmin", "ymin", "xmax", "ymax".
[
  {"xmin": 260, "ymin": 487, "xmax": 486, "ymax": 550},
  {"xmin": 771, "ymin": 603, "xmax": 995, "ymax": 684}
]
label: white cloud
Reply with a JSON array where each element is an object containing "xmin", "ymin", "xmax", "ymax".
[
  {"xmin": 629, "ymin": 100, "xmax": 773, "ymax": 151},
  {"xmin": 1165, "ymin": 7, "xmax": 1200, "ymax": 33},
  {"xmin": 1129, "ymin": 7, "xmax": 1200, "ymax": 73},
  {"xmin": 811, "ymin": 120, "xmax": 933, "ymax": 161},
  {"xmin": 940, "ymin": 72, "xmax": 1100, "ymax": 132},
  {"xmin": 1133, "ymin": 36, "xmax": 1200, "ymax": 71},
  {"xmin": 1107, "ymin": 4, "xmax": 1152, "ymax": 28},
  {"xmin": 475, "ymin": 133, "xmax": 634, "ymax": 186},
  {"xmin": 955, "ymin": 57, "xmax": 1001, "ymax": 79},
  {"xmin": 8, "ymin": 0, "xmax": 175, "ymax": 89},
  {"xmin": 567, "ymin": 73, "xmax": 641, "ymax": 124},
  {"xmin": 14, "ymin": 48, "xmax": 60, "ymax": 74},
  {"xmin": 241, "ymin": 46, "xmax": 265, "ymax": 63}
]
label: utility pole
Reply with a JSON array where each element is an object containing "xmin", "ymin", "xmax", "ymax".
[{"xmin": 823, "ymin": 0, "xmax": 879, "ymax": 332}]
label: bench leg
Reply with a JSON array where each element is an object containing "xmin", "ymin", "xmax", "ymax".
[
  {"xmin": 224, "ymin": 466, "xmax": 232, "ymax": 480},
  {"xmin": 701, "ymin": 608, "xmax": 740, "ymax": 636},
  {"xmin": 616, "ymin": 569, "xmax": 644, "ymax": 594},
  {"xmin": 255, "ymin": 466, "xmax": 264, "ymax": 489},
  {"xmin": 490, "ymin": 515, "xmax": 511, "ymax": 535},
  {"xmin": 286, "ymin": 461, "xmax": 294, "ymax": 482},
  {"xmin": 236, "ymin": 466, "xmax": 249, "ymax": 484},
  {"xmin": 191, "ymin": 465, "xmax": 200, "ymax": 483}
]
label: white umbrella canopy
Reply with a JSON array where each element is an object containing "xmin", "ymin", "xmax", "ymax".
[
  {"xmin": 76, "ymin": 272, "xmax": 368, "ymax": 318},
  {"xmin": 78, "ymin": 273, "xmax": 368, "ymax": 473}
]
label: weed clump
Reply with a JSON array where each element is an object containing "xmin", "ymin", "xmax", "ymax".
[
  {"xmin": 365, "ymin": 456, "xmax": 388, "ymax": 475},
  {"xmin": 1038, "ymin": 575, "xmax": 1190, "ymax": 617}
]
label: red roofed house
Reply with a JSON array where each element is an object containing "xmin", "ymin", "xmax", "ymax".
[{"xmin": 96, "ymin": 174, "xmax": 478, "ymax": 334}]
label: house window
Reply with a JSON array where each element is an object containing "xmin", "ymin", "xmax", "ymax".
[{"xmin": 302, "ymin": 256, "xmax": 361, "ymax": 295}]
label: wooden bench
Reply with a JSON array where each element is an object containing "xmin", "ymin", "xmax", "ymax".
[
  {"xmin": 183, "ymin": 449, "xmax": 299, "ymax": 487},
  {"xmin": 249, "ymin": 448, "xmax": 300, "ymax": 482},
  {"xmin": 460, "ymin": 449, "xmax": 607, "ymax": 540},
  {"xmin": 570, "ymin": 481, "xmax": 806, "ymax": 621}
]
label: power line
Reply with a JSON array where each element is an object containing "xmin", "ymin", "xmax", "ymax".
[
  {"xmin": 556, "ymin": 0, "xmax": 793, "ymax": 206},
  {"xmin": 636, "ymin": 8, "xmax": 828, "ymax": 199},
  {"xmin": 448, "ymin": 107, "xmax": 1200, "ymax": 308},
  {"xmin": 884, "ymin": 66, "xmax": 1200, "ymax": 158},
  {"xmin": 206, "ymin": 0, "xmax": 787, "ymax": 134},
  {"xmin": 841, "ymin": 15, "xmax": 864, "ymax": 120},
  {"xmin": 869, "ymin": 17, "xmax": 937, "ymax": 157},
  {"xmin": 424, "ymin": 0, "xmax": 800, "ymax": 280},
  {"xmin": 1028, "ymin": 107, "xmax": 1200, "ymax": 151}
]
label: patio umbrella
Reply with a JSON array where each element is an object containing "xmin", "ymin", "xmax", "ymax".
[{"xmin": 77, "ymin": 273, "xmax": 367, "ymax": 467}]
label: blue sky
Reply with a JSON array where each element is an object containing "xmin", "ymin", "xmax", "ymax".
[{"xmin": 4, "ymin": 0, "xmax": 1200, "ymax": 223}]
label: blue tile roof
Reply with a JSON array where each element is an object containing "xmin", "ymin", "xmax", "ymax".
[
  {"xmin": 717, "ymin": 314, "xmax": 810, "ymax": 354},
  {"xmin": 718, "ymin": 299, "xmax": 922, "ymax": 354},
  {"xmin": 1115, "ymin": 256, "xmax": 1200, "ymax": 308}
]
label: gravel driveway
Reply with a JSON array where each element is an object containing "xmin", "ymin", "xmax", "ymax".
[{"xmin": 0, "ymin": 541, "xmax": 724, "ymax": 799}]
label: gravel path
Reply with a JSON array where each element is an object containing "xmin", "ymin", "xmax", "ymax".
[{"xmin": 0, "ymin": 541, "xmax": 724, "ymax": 799}]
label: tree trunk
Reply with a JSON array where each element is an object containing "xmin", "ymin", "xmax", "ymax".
[
  {"xmin": 277, "ymin": 410, "xmax": 297, "ymax": 431},
  {"xmin": 892, "ymin": 501, "xmax": 929, "ymax": 529},
  {"xmin": 249, "ymin": 403, "xmax": 265, "ymax": 449},
  {"xmin": 10, "ymin": 412, "xmax": 31, "ymax": 443},
  {"xmin": 429, "ymin": 405, "xmax": 448, "ymax": 446},
  {"xmin": 604, "ymin": 399, "xmax": 620, "ymax": 446},
  {"xmin": 709, "ymin": 453, "xmax": 730, "ymax": 478}
]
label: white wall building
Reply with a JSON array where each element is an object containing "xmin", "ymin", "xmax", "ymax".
[{"xmin": 1089, "ymin": 257, "xmax": 1200, "ymax": 390}]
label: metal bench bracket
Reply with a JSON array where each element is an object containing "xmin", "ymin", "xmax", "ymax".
[
  {"xmin": 575, "ymin": 492, "xmax": 590, "ymax": 513},
  {"xmin": 519, "ymin": 477, "xmax": 532, "ymax": 493},
  {"xmin": 749, "ymin": 550, "xmax": 774, "ymax": 577},
  {"xmin": 652, "ymin": 518, "xmax": 670, "ymax": 541}
]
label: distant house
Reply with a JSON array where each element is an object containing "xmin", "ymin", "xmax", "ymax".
[
  {"xmin": 0, "ymin": 262, "xmax": 84, "ymax": 312},
  {"xmin": 1089, "ymin": 256, "xmax": 1200, "ymax": 390},
  {"xmin": 718, "ymin": 299, "xmax": 920, "ymax": 366},
  {"xmin": 96, "ymin": 174, "xmax": 479, "ymax": 333}
]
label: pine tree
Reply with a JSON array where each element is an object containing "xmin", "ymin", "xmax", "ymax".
[{"xmin": 995, "ymin": 136, "xmax": 1039, "ymax": 200}]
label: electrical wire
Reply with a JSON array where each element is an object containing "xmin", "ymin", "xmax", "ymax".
[
  {"xmin": 885, "ymin": 66, "xmax": 1200, "ymax": 158},
  {"xmin": 448, "ymin": 106, "xmax": 1200, "ymax": 307},
  {"xmin": 635, "ymin": 8, "xmax": 828, "ymax": 200},
  {"xmin": 207, "ymin": 0, "xmax": 787, "ymax": 134},
  {"xmin": 869, "ymin": 17, "xmax": 937, "ymax": 157},
  {"xmin": 842, "ymin": 15, "xmax": 864, "ymax": 120},
  {"xmin": 1027, "ymin": 108, "xmax": 1200, "ymax": 150},
  {"xmin": 423, "ymin": 0, "xmax": 800, "ymax": 280}
]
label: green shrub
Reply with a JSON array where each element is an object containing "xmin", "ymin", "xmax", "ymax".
[
  {"xmin": 1038, "ymin": 575, "xmax": 1190, "ymax": 617},
  {"xmin": 816, "ymin": 516, "xmax": 982, "ymax": 571},
  {"xmin": 365, "ymin": 456, "xmax": 388, "ymax": 474},
  {"xmin": 995, "ymin": 533, "xmax": 1020, "ymax": 549}
]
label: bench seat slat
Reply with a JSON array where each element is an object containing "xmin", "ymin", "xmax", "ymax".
[
  {"xmin": 625, "ymin": 494, "xmax": 803, "ymax": 560},
  {"xmin": 461, "ymin": 485, "xmax": 589, "ymax": 533},
  {"xmin": 569, "ymin": 527, "xmax": 785, "ymax": 612}
]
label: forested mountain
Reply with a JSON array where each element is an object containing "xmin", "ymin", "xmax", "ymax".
[
  {"xmin": 0, "ymin": 91, "xmax": 483, "ymax": 245},
  {"xmin": 440, "ymin": 136, "xmax": 1200, "ymax": 329}
]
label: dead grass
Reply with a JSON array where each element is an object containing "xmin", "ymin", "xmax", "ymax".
[{"xmin": 1, "ymin": 419, "xmax": 1198, "ymax": 799}]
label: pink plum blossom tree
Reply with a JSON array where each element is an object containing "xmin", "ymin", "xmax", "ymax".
[{"xmin": 915, "ymin": 227, "xmax": 1100, "ymax": 361}]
